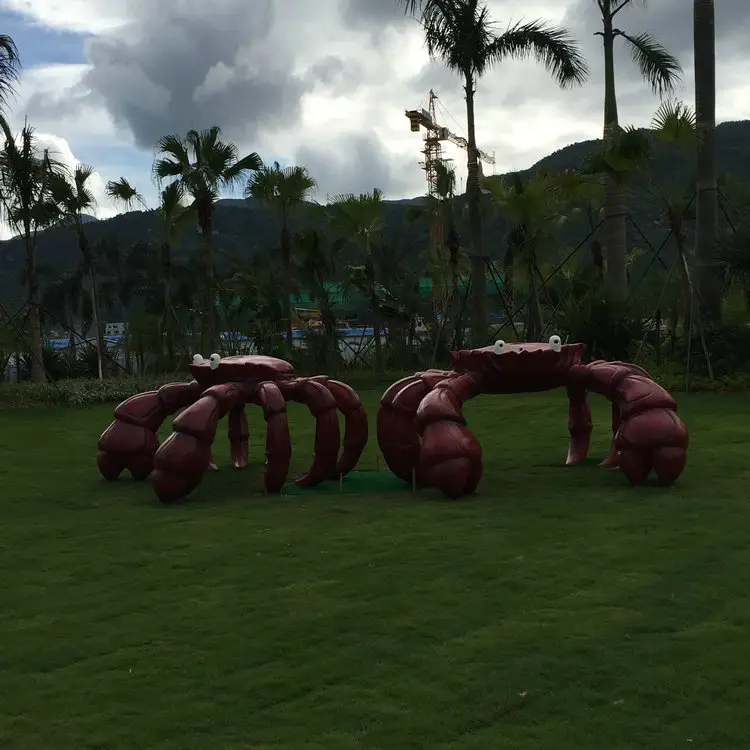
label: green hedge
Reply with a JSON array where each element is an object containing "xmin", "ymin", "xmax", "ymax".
[
  {"xmin": 1, "ymin": 368, "xmax": 748, "ymax": 409},
  {"xmin": 0, "ymin": 375, "xmax": 192, "ymax": 408}
]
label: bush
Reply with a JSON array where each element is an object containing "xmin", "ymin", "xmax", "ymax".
[
  {"xmin": 0, "ymin": 374, "xmax": 192, "ymax": 408},
  {"xmin": 676, "ymin": 322, "xmax": 750, "ymax": 379}
]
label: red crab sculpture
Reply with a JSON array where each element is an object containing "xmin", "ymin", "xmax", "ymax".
[
  {"xmin": 97, "ymin": 354, "xmax": 368, "ymax": 503},
  {"xmin": 377, "ymin": 337, "xmax": 689, "ymax": 498}
]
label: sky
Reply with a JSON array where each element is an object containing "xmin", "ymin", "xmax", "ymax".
[{"xmin": 1, "ymin": 0, "xmax": 750, "ymax": 235}]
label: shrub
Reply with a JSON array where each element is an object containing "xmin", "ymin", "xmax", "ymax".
[{"xmin": 0, "ymin": 374, "xmax": 192, "ymax": 408}]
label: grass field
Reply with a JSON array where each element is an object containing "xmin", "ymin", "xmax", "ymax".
[{"xmin": 1, "ymin": 387, "xmax": 749, "ymax": 749}]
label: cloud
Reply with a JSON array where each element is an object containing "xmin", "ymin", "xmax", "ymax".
[
  {"xmin": 296, "ymin": 132, "xmax": 412, "ymax": 201},
  {"xmin": 4, "ymin": 0, "xmax": 750, "ymax": 220}
]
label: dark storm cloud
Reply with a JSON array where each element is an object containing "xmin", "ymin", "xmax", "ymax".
[
  {"xmin": 304, "ymin": 55, "xmax": 365, "ymax": 93},
  {"xmin": 76, "ymin": 0, "xmax": 309, "ymax": 149},
  {"xmin": 338, "ymin": 0, "xmax": 405, "ymax": 30},
  {"xmin": 296, "ymin": 132, "xmax": 411, "ymax": 200}
]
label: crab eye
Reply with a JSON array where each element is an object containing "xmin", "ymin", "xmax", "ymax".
[
  {"xmin": 549, "ymin": 334, "xmax": 562, "ymax": 352},
  {"xmin": 493, "ymin": 339, "xmax": 506, "ymax": 355},
  {"xmin": 192, "ymin": 354, "xmax": 205, "ymax": 365},
  {"xmin": 209, "ymin": 353, "xmax": 221, "ymax": 370}
]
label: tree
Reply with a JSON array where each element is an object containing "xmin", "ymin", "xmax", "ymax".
[
  {"xmin": 693, "ymin": 0, "xmax": 721, "ymax": 323},
  {"xmin": 245, "ymin": 161, "xmax": 317, "ymax": 346},
  {"xmin": 155, "ymin": 181, "xmax": 192, "ymax": 360},
  {"xmin": 0, "ymin": 124, "xmax": 61, "ymax": 381},
  {"xmin": 48, "ymin": 165, "xmax": 106, "ymax": 379},
  {"xmin": 398, "ymin": 0, "xmax": 588, "ymax": 345},
  {"xmin": 153, "ymin": 126, "xmax": 262, "ymax": 352},
  {"xmin": 484, "ymin": 171, "xmax": 571, "ymax": 340},
  {"xmin": 585, "ymin": 100, "xmax": 714, "ymax": 376},
  {"xmin": 593, "ymin": 0, "xmax": 681, "ymax": 301},
  {"xmin": 329, "ymin": 188, "xmax": 387, "ymax": 372}
]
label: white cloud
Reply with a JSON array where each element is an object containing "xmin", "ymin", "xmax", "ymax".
[{"xmin": 0, "ymin": 0, "xmax": 130, "ymax": 33}]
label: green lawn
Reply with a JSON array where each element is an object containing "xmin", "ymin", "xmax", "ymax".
[{"xmin": 1, "ymin": 388, "xmax": 749, "ymax": 749}]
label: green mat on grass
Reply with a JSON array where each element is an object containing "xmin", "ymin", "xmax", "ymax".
[{"xmin": 280, "ymin": 471, "xmax": 408, "ymax": 495}]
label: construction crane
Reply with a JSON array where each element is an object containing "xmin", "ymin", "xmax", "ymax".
[{"xmin": 405, "ymin": 89, "xmax": 495, "ymax": 199}]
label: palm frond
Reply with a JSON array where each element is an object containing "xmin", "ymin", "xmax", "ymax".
[
  {"xmin": 105, "ymin": 176, "xmax": 147, "ymax": 209},
  {"xmin": 490, "ymin": 20, "xmax": 589, "ymax": 87},
  {"xmin": 0, "ymin": 34, "xmax": 20, "ymax": 114},
  {"xmin": 618, "ymin": 31, "xmax": 681, "ymax": 96},
  {"xmin": 650, "ymin": 98, "xmax": 699, "ymax": 147}
]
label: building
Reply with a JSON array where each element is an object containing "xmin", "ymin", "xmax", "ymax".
[{"xmin": 104, "ymin": 322, "xmax": 126, "ymax": 337}]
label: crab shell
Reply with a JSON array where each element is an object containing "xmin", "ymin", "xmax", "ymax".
[{"xmin": 449, "ymin": 342, "xmax": 587, "ymax": 393}]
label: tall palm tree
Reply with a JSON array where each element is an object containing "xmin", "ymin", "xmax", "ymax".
[
  {"xmin": 48, "ymin": 164, "xmax": 106, "ymax": 379},
  {"xmin": 593, "ymin": 0, "xmax": 682, "ymax": 301},
  {"xmin": 153, "ymin": 126, "xmax": 262, "ymax": 352},
  {"xmin": 399, "ymin": 0, "xmax": 588, "ymax": 345},
  {"xmin": 693, "ymin": 0, "xmax": 721, "ymax": 323},
  {"xmin": 329, "ymin": 188, "xmax": 387, "ymax": 372},
  {"xmin": 155, "ymin": 181, "xmax": 192, "ymax": 360},
  {"xmin": 0, "ymin": 124, "xmax": 61, "ymax": 381},
  {"xmin": 245, "ymin": 161, "xmax": 317, "ymax": 345}
]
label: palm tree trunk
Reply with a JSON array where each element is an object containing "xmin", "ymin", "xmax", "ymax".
[
  {"xmin": 281, "ymin": 216, "xmax": 293, "ymax": 347},
  {"xmin": 527, "ymin": 260, "xmax": 544, "ymax": 341},
  {"xmin": 464, "ymin": 71, "xmax": 488, "ymax": 346},
  {"xmin": 80, "ymin": 231, "xmax": 104, "ymax": 379},
  {"xmin": 602, "ymin": 15, "xmax": 629, "ymax": 301},
  {"xmin": 694, "ymin": 0, "xmax": 722, "ymax": 324},
  {"xmin": 24, "ymin": 230, "xmax": 45, "ymax": 383},
  {"xmin": 200, "ymin": 207, "xmax": 217, "ymax": 353}
]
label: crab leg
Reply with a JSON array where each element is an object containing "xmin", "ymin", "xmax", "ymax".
[
  {"xmin": 415, "ymin": 373, "xmax": 483, "ymax": 498},
  {"xmin": 309, "ymin": 376, "xmax": 368, "ymax": 477},
  {"xmin": 565, "ymin": 385, "xmax": 593, "ymax": 465},
  {"xmin": 228, "ymin": 405, "xmax": 249, "ymax": 469},
  {"xmin": 257, "ymin": 382, "xmax": 292, "ymax": 492},
  {"xmin": 376, "ymin": 370, "xmax": 454, "ymax": 484},
  {"xmin": 97, "ymin": 380, "xmax": 204, "ymax": 481},
  {"xmin": 278, "ymin": 379, "xmax": 340, "ymax": 487}
]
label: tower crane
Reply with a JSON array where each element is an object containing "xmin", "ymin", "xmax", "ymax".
[{"xmin": 405, "ymin": 89, "xmax": 495, "ymax": 199}]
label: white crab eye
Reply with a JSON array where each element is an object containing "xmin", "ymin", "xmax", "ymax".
[
  {"xmin": 493, "ymin": 339, "xmax": 506, "ymax": 355},
  {"xmin": 192, "ymin": 354, "xmax": 204, "ymax": 365},
  {"xmin": 209, "ymin": 353, "xmax": 221, "ymax": 370},
  {"xmin": 549, "ymin": 334, "xmax": 562, "ymax": 352}
]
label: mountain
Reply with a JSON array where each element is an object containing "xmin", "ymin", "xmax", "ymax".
[{"xmin": 1, "ymin": 120, "xmax": 749, "ymax": 305}]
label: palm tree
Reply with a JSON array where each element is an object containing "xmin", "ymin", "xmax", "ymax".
[
  {"xmin": 0, "ymin": 124, "xmax": 61, "ymax": 381},
  {"xmin": 153, "ymin": 126, "xmax": 262, "ymax": 352},
  {"xmin": 593, "ymin": 0, "xmax": 682, "ymax": 301},
  {"xmin": 0, "ymin": 35, "xmax": 20, "ymax": 139},
  {"xmin": 48, "ymin": 164, "xmax": 106, "ymax": 379},
  {"xmin": 329, "ymin": 188, "xmax": 387, "ymax": 372},
  {"xmin": 155, "ymin": 181, "xmax": 192, "ymax": 360},
  {"xmin": 484, "ymin": 172, "xmax": 570, "ymax": 340},
  {"xmin": 693, "ymin": 0, "xmax": 721, "ymax": 324},
  {"xmin": 245, "ymin": 161, "xmax": 317, "ymax": 346},
  {"xmin": 398, "ymin": 0, "xmax": 588, "ymax": 345}
]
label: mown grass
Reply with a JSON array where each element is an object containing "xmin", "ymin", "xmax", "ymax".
[{"xmin": 1, "ymin": 387, "xmax": 749, "ymax": 749}]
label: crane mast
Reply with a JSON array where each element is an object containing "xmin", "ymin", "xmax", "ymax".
[{"xmin": 405, "ymin": 89, "xmax": 495, "ymax": 199}]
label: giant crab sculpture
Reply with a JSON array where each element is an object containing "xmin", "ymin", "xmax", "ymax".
[
  {"xmin": 377, "ymin": 337, "xmax": 689, "ymax": 498},
  {"xmin": 97, "ymin": 354, "xmax": 368, "ymax": 503}
]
